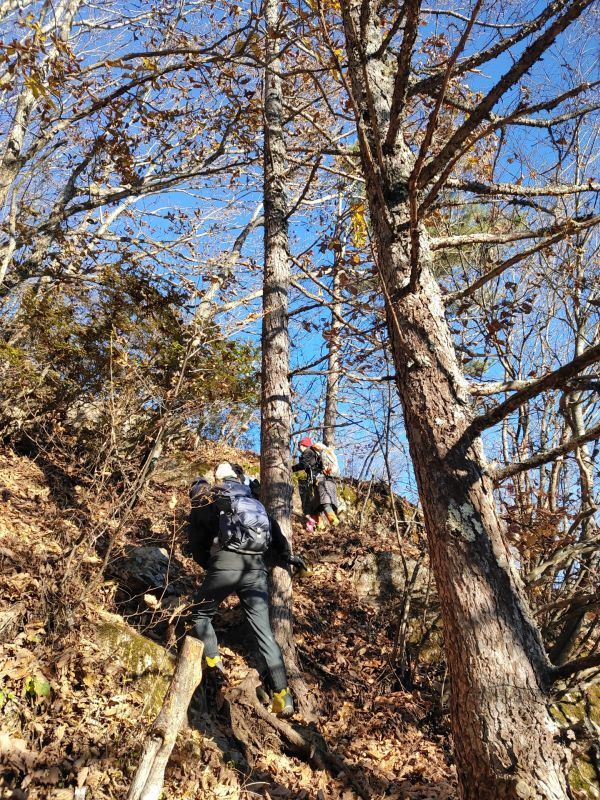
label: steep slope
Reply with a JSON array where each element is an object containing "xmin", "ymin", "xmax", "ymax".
[{"xmin": 0, "ymin": 444, "xmax": 456, "ymax": 800}]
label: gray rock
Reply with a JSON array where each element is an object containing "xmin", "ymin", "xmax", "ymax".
[
  {"xmin": 96, "ymin": 611, "xmax": 175, "ymax": 716},
  {"xmin": 352, "ymin": 551, "xmax": 425, "ymax": 608},
  {"xmin": 116, "ymin": 545, "xmax": 172, "ymax": 594}
]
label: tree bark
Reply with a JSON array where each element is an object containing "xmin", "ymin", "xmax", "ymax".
[
  {"xmin": 127, "ymin": 636, "xmax": 203, "ymax": 800},
  {"xmin": 260, "ymin": 0, "xmax": 311, "ymax": 714},
  {"xmin": 549, "ymin": 318, "xmax": 599, "ymax": 665},
  {"xmin": 323, "ymin": 203, "xmax": 344, "ymax": 447},
  {"xmin": 338, "ymin": 11, "xmax": 571, "ymax": 798}
]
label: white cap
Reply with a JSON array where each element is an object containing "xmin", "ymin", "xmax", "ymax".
[{"xmin": 215, "ymin": 462, "xmax": 237, "ymax": 482}]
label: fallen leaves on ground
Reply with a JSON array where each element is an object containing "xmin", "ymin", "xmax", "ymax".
[{"xmin": 0, "ymin": 447, "xmax": 456, "ymax": 799}]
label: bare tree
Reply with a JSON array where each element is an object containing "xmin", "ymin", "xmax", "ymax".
[
  {"xmin": 259, "ymin": 0, "xmax": 312, "ymax": 713},
  {"xmin": 315, "ymin": 0, "xmax": 600, "ymax": 795},
  {"xmin": 323, "ymin": 195, "xmax": 346, "ymax": 447}
]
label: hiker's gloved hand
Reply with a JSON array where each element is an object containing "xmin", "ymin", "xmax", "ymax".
[{"xmin": 288, "ymin": 554, "xmax": 310, "ymax": 576}]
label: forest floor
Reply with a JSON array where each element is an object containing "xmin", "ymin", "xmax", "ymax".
[{"xmin": 0, "ymin": 443, "xmax": 456, "ymax": 800}]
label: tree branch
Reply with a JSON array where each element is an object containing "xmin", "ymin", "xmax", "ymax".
[
  {"xmin": 445, "ymin": 231, "xmax": 566, "ymax": 304},
  {"xmin": 421, "ymin": 7, "xmax": 529, "ymax": 29},
  {"xmin": 432, "ymin": 212, "xmax": 600, "ymax": 250},
  {"xmin": 419, "ymin": 0, "xmax": 595, "ymax": 187},
  {"xmin": 551, "ymin": 653, "xmax": 600, "ymax": 681},
  {"xmin": 470, "ymin": 374, "xmax": 600, "ymax": 397},
  {"xmin": 526, "ymin": 540, "xmax": 600, "ymax": 585},
  {"xmin": 445, "ymin": 178, "xmax": 600, "ymax": 198},
  {"xmin": 403, "ymin": 0, "xmax": 483, "ymax": 295},
  {"xmin": 470, "ymin": 378, "xmax": 547, "ymax": 397},
  {"xmin": 383, "ymin": 0, "xmax": 422, "ymax": 151},
  {"xmin": 420, "ymin": 81, "xmax": 600, "ymax": 214},
  {"xmin": 285, "ymin": 156, "xmax": 323, "ymax": 220},
  {"xmin": 470, "ymin": 343, "xmax": 600, "ymax": 433},
  {"xmin": 492, "ymin": 103, "xmax": 600, "ymax": 128},
  {"xmin": 492, "ymin": 422, "xmax": 600, "ymax": 481},
  {"xmin": 374, "ymin": 7, "xmax": 407, "ymax": 59},
  {"xmin": 294, "ymin": 369, "xmax": 395, "ymax": 382},
  {"xmin": 441, "ymin": 80, "xmax": 600, "ymax": 128},
  {"xmin": 413, "ymin": 0, "xmax": 571, "ymax": 100},
  {"xmin": 537, "ymin": 590, "xmax": 600, "ymax": 617},
  {"xmin": 535, "ymin": 591, "xmax": 600, "ymax": 616}
]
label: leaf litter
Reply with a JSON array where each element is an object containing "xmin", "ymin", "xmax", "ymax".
[{"xmin": 0, "ymin": 446, "xmax": 456, "ymax": 799}]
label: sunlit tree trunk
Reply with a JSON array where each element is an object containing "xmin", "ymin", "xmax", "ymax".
[
  {"xmin": 338, "ymin": 11, "xmax": 571, "ymax": 798},
  {"xmin": 260, "ymin": 0, "xmax": 311, "ymax": 713},
  {"xmin": 0, "ymin": 0, "xmax": 82, "ymax": 211},
  {"xmin": 550, "ymin": 283, "xmax": 599, "ymax": 664},
  {"xmin": 323, "ymin": 198, "xmax": 344, "ymax": 447}
]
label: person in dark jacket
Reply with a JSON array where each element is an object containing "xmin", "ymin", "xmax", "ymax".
[
  {"xmin": 292, "ymin": 437, "xmax": 339, "ymax": 532},
  {"xmin": 188, "ymin": 461, "xmax": 305, "ymax": 718}
]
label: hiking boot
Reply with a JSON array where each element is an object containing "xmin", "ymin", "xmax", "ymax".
[
  {"xmin": 325, "ymin": 510, "xmax": 340, "ymax": 527},
  {"xmin": 316, "ymin": 515, "xmax": 326, "ymax": 531},
  {"xmin": 271, "ymin": 687, "xmax": 294, "ymax": 718},
  {"xmin": 205, "ymin": 655, "xmax": 225, "ymax": 674}
]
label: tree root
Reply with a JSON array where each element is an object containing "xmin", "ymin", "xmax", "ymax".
[{"xmin": 225, "ymin": 673, "xmax": 371, "ymax": 800}]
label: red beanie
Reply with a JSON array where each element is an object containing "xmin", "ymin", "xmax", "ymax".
[{"xmin": 299, "ymin": 437, "xmax": 313, "ymax": 447}]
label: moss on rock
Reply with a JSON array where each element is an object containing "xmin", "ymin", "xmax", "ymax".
[
  {"xmin": 96, "ymin": 611, "xmax": 176, "ymax": 717},
  {"xmin": 588, "ymin": 686, "xmax": 600, "ymax": 727},
  {"xmin": 556, "ymin": 693, "xmax": 587, "ymax": 725},
  {"xmin": 551, "ymin": 685, "xmax": 600, "ymax": 798},
  {"xmin": 339, "ymin": 483, "xmax": 358, "ymax": 507},
  {"xmin": 549, "ymin": 704, "xmax": 569, "ymax": 726},
  {"xmin": 569, "ymin": 756, "xmax": 600, "ymax": 799},
  {"xmin": 241, "ymin": 462, "xmax": 260, "ymax": 477},
  {"xmin": 186, "ymin": 460, "xmax": 212, "ymax": 480}
]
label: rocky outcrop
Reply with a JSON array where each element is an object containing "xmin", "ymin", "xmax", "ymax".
[
  {"xmin": 351, "ymin": 551, "xmax": 426, "ymax": 608},
  {"xmin": 113, "ymin": 546, "xmax": 175, "ymax": 596},
  {"xmin": 552, "ymin": 686, "xmax": 600, "ymax": 798}
]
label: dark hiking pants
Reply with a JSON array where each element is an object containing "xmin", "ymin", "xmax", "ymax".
[
  {"xmin": 299, "ymin": 476, "xmax": 337, "ymax": 515},
  {"xmin": 191, "ymin": 565, "xmax": 288, "ymax": 691}
]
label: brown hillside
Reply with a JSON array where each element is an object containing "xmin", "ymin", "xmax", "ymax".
[{"xmin": 0, "ymin": 445, "xmax": 456, "ymax": 800}]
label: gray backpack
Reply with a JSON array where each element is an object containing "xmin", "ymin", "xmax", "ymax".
[{"xmin": 215, "ymin": 481, "xmax": 272, "ymax": 555}]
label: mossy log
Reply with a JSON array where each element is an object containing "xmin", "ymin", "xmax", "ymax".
[{"xmin": 127, "ymin": 636, "xmax": 203, "ymax": 800}]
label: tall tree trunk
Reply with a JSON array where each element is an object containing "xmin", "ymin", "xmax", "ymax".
[
  {"xmin": 260, "ymin": 0, "xmax": 311, "ymax": 714},
  {"xmin": 377, "ymin": 240, "xmax": 569, "ymax": 800},
  {"xmin": 339, "ymin": 16, "xmax": 570, "ymax": 800},
  {"xmin": 550, "ymin": 313, "xmax": 599, "ymax": 665},
  {"xmin": 323, "ymin": 199, "xmax": 344, "ymax": 447}
]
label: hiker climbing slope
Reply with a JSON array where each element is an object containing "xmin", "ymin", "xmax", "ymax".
[
  {"xmin": 188, "ymin": 461, "xmax": 306, "ymax": 718},
  {"xmin": 292, "ymin": 438, "xmax": 340, "ymax": 532}
]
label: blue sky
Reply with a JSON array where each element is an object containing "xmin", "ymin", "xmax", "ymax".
[{"xmin": 6, "ymin": 0, "xmax": 596, "ymax": 499}]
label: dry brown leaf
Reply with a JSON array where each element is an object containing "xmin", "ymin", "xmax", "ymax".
[{"xmin": 0, "ymin": 733, "xmax": 38, "ymax": 771}]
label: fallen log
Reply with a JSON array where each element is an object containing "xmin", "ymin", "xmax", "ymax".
[{"xmin": 127, "ymin": 636, "xmax": 203, "ymax": 800}]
